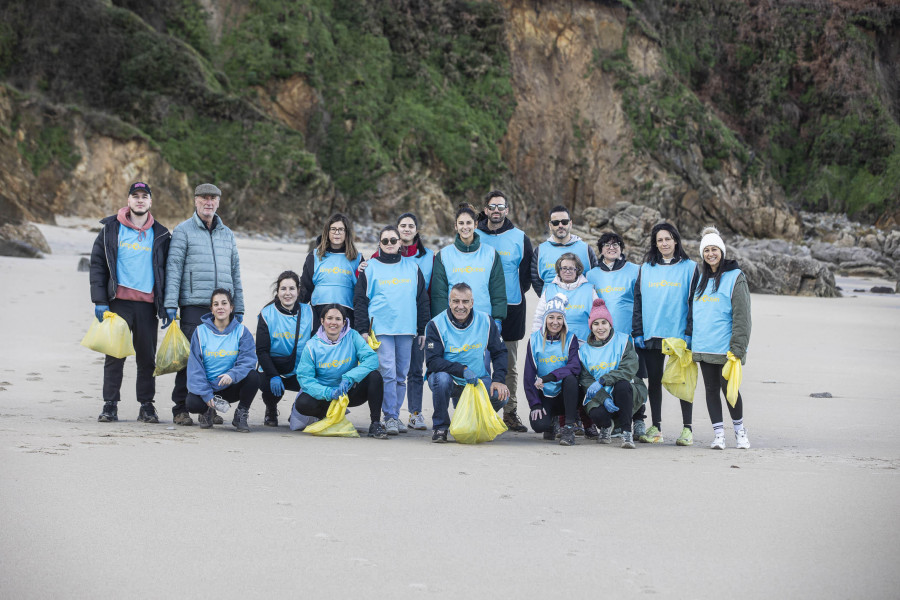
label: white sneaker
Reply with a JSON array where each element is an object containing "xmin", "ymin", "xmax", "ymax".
[
  {"xmin": 385, "ymin": 418, "xmax": 400, "ymax": 436},
  {"xmin": 409, "ymin": 412, "xmax": 427, "ymax": 430},
  {"xmin": 397, "ymin": 417, "xmax": 408, "ymax": 433},
  {"xmin": 735, "ymin": 428, "xmax": 750, "ymax": 449},
  {"xmin": 710, "ymin": 431, "xmax": 726, "ymax": 450}
]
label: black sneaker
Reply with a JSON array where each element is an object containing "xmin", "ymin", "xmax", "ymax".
[
  {"xmin": 198, "ymin": 406, "xmax": 215, "ymax": 429},
  {"xmin": 432, "ymin": 428, "xmax": 448, "ymax": 443},
  {"xmin": 212, "ymin": 413, "xmax": 224, "ymax": 425},
  {"xmin": 264, "ymin": 405, "xmax": 279, "ymax": 427},
  {"xmin": 559, "ymin": 424, "xmax": 576, "ymax": 446},
  {"xmin": 98, "ymin": 401, "xmax": 118, "ymax": 422},
  {"xmin": 137, "ymin": 402, "xmax": 159, "ymax": 423},
  {"xmin": 232, "ymin": 407, "xmax": 250, "ymax": 432},
  {"xmin": 584, "ymin": 424, "xmax": 600, "ymax": 440},
  {"xmin": 554, "ymin": 421, "xmax": 561, "ymax": 439},
  {"xmin": 573, "ymin": 419, "xmax": 585, "ymax": 436},
  {"xmin": 542, "ymin": 427, "xmax": 555, "ymax": 441},
  {"xmin": 368, "ymin": 421, "xmax": 388, "ymax": 439}
]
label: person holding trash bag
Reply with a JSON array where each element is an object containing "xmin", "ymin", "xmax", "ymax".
[
  {"xmin": 294, "ymin": 305, "xmax": 388, "ymax": 439},
  {"xmin": 523, "ymin": 294, "xmax": 582, "ymax": 446},
  {"xmin": 424, "ymin": 283, "xmax": 509, "ymax": 443},
  {"xmin": 90, "ymin": 181, "xmax": 170, "ymax": 424},
  {"xmin": 354, "ymin": 225, "xmax": 430, "ymax": 436},
  {"xmin": 256, "ymin": 271, "xmax": 315, "ymax": 427},
  {"xmin": 579, "ymin": 299, "xmax": 647, "ymax": 449},
  {"xmin": 632, "ymin": 223, "xmax": 698, "ymax": 445},
  {"xmin": 186, "ymin": 288, "xmax": 258, "ymax": 432},
  {"xmin": 299, "ymin": 214, "xmax": 363, "ymax": 328},
  {"xmin": 691, "ymin": 227, "xmax": 752, "ymax": 450}
]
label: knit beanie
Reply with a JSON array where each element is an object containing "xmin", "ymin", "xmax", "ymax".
[
  {"xmin": 699, "ymin": 226, "xmax": 726, "ymax": 257},
  {"xmin": 543, "ymin": 293, "xmax": 568, "ymax": 323},
  {"xmin": 588, "ymin": 298, "xmax": 613, "ymax": 328}
]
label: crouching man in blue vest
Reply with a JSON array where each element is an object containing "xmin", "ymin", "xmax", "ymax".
[{"xmin": 424, "ymin": 283, "xmax": 510, "ymax": 443}]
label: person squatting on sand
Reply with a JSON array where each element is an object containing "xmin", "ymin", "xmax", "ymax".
[
  {"xmin": 299, "ymin": 213, "xmax": 362, "ymax": 329},
  {"xmin": 691, "ymin": 227, "xmax": 752, "ymax": 450},
  {"xmin": 186, "ymin": 288, "xmax": 259, "ymax": 432},
  {"xmin": 256, "ymin": 271, "xmax": 314, "ymax": 427},
  {"xmin": 91, "ymin": 182, "xmax": 170, "ymax": 423}
]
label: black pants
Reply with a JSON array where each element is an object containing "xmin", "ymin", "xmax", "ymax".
[
  {"xmin": 186, "ymin": 371, "xmax": 259, "ymax": 413},
  {"xmin": 294, "ymin": 370, "xmax": 382, "ymax": 423},
  {"xmin": 638, "ymin": 346, "xmax": 692, "ymax": 429},
  {"xmin": 587, "ymin": 380, "xmax": 634, "ymax": 432},
  {"xmin": 103, "ymin": 299, "xmax": 158, "ymax": 404},
  {"xmin": 530, "ymin": 375, "xmax": 579, "ymax": 431},
  {"xmin": 699, "ymin": 361, "xmax": 744, "ymax": 424},
  {"xmin": 171, "ymin": 305, "xmax": 208, "ymax": 416},
  {"xmin": 260, "ymin": 374, "xmax": 302, "ymax": 408}
]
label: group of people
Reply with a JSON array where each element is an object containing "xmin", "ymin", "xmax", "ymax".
[{"xmin": 89, "ymin": 181, "xmax": 751, "ymax": 449}]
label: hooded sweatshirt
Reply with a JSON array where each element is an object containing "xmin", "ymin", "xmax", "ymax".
[
  {"xmin": 187, "ymin": 313, "xmax": 257, "ymax": 402},
  {"xmin": 296, "ymin": 320, "xmax": 378, "ymax": 400}
]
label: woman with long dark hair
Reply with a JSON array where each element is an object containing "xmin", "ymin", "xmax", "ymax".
[{"xmin": 299, "ymin": 213, "xmax": 362, "ymax": 327}]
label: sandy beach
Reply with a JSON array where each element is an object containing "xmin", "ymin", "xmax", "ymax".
[{"xmin": 1, "ymin": 223, "xmax": 898, "ymax": 599}]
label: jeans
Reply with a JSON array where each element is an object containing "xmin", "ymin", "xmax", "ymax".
[
  {"xmin": 376, "ymin": 334, "xmax": 413, "ymax": 420},
  {"xmin": 427, "ymin": 372, "xmax": 508, "ymax": 431},
  {"xmin": 406, "ymin": 339, "xmax": 425, "ymax": 414}
]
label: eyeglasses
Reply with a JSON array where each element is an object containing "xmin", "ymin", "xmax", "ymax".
[
  {"xmin": 550, "ymin": 219, "xmax": 571, "ymax": 226},
  {"xmin": 380, "ymin": 237, "xmax": 399, "ymax": 245},
  {"xmin": 559, "ymin": 266, "xmax": 577, "ymax": 272},
  {"xmin": 602, "ymin": 242, "xmax": 621, "ymax": 249},
  {"xmin": 486, "ymin": 204, "xmax": 507, "ymax": 211},
  {"xmin": 329, "ymin": 227, "xmax": 345, "ymax": 234}
]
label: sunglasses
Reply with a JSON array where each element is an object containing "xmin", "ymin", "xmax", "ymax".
[
  {"xmin": 486, "ymin": 203, "xmax": 507, "ymax": 211},
  {"xmin": 550, "ymin": 219, "xmax": 571, "ymax": 226},
  {"xmin": 380, "ymin": 237, "xmax": 400, "ymax": 245}
]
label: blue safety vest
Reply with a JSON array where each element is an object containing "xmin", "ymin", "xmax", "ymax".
[
  {"xmin": 304, "ymin": 334, "xmax": 359, "ymax": 388},
  {"xmin": 478, "ymin": 228, "xmax": 526, "ymax": 305},
  {"xmin": 578, "ymin": 332, "xmax": 629, "ymax": 405},
  {"xmin": 311, "ymin": 251, "xmax": 361, "ymax": 308},
  {"xmin": 537, "ymin": 239, "xmax": 591, "ymax": 287},
  {"xmin": 638, "ymin": 259, "xmax": 696, "ymax": 340},
  {"xmin": 365, "ymin": 258, "xmax": 419, "ymax": 335},
  {"xmin": 116, "ymin": 225, "xmax": 154, "ymax": 293},
  {"xmin": 585, "ymin": 262, "xmax": 639, "ymax": 335},
  {"xmin": 529, "ymin": 330, "xmax": 573, "ymax": 398},
  {"xmin": 430, "ymin": 310, "xmax": 492, "ymax": 385},
  {"xmin": 197, "ymin": 322, "xmax": 245, "ymax": 384},
  {"xmin": 259, "ymin": 302, "xmax": 313, "ymax": 374},
  {"xmin": 692, "ymin": 269, "xmax": 741, "ymax": 355},
  {"xmin": 439, "ymin": 239, "xmax": 498, "ymax": 317},
  {"xmin": 405, "ymin": 246, "xmax": 434, "ymax": 292},
  {"xmin": 542, "ymin": 281, "xmax": 595, "ymax": 342}
]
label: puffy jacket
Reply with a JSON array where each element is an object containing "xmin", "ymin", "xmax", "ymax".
[
  {"xmin": 164, "ymin": 212, "xmax": 244, "ymax": 313},
  {"xmin": 89, "ymin": 215, "xmax": 170, "ymax": 319}
]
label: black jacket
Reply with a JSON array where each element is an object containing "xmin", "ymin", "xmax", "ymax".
[{"xmin": 90, "ymin": 215, "xmax": 171, "ymax": 319}]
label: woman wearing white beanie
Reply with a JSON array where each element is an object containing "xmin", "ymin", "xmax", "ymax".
[{"xmin": 691, "ymin": 227, "xmax": 752, "ymax": 449}]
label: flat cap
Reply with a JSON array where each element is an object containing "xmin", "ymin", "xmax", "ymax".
[{"xmin": 194, "ymin": 183, "xmax": 222, "ymax": 196}]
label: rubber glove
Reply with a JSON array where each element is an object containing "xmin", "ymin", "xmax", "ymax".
[
  {"xmin": 586, "ymin": 380, "xmax": 602, "ymax": 399},
  {"xmin": 603, "ymin": 396, "xmax": 619, "ymax": 413},
  {"xmin": 235, "ymin": 313, "xmax": 244, "ymax": 323},
  {"xmin": 494, "ymin": 319, "xmax": 502, "ymax": 335},
  {"xmin": 329, "ymin": 387, "xmax": 341, "ymax": 400},
  {"xmin": 162, "ymin": 308, "xmax": 177, "ymax": 329},
  {"xmin": 684, "ymin": 335, "xmax": 692, "ymax": 350},
  {"xmin": 94, "ymin": 304, "xmax": 109, "ymax": 322},
  {"xmin": 633, "ymin": 335, "xmax": 645, "ymax": 349},
  {"xmin": 270, "ymin": 376, "xmax": 285, "ymax": 397},
  {"xmin": 337, "ymin": 379, "xmax": 351, "ymax": 396},
  {"xmin": 463, "ymin": 367, "xmax": 479, "ymax": 385}
]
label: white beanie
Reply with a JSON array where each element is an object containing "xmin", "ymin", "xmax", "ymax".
[
  {"xmin": 544, "ymin": 293, "xmax": 568, "ymax": 321},
  {"xmin": 699, "ymin": 226, "xmax": 726, "ymax": 257}
]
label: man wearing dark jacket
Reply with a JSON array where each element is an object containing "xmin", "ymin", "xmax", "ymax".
[
  {"xmin": 477, "ymin": 190, "xmax": 532, "ymax": 433},
  {"xmin": 90, "ymin": 182, "xmax": 170, "ymax": 423}
]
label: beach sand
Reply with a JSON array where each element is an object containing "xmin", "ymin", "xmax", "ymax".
[{"xmin": 1, "ymin": 223, "xmax": 898, "ymax": 599}]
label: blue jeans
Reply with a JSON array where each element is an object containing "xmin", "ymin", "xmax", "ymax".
[
  {"xmin": 427, "ymin": 372, "xmax": 508, "ymax": 431},
  {"xmin": 406, "ymin": 340, "xmax": 424, "ymax": 414},
  {"xmin": 376, "ymin": 334, "xmax": 413, "ymax": 420}
]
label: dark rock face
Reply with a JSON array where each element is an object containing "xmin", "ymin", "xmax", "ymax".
[{"xmin": 0, "ymin": 222, "xmax": 50, "ymax": 258}]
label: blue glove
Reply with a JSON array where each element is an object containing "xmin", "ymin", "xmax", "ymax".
[
  {"xmin": 684, "ymin": 335, "xmax": 692, "ymax": 350},
  {"xmin": 603, "ymin": 396, "xmax": 619, "ymax": 413},
  {"xmin": 330, "ymin": 387, "xmax": 341, "ymax": 400},
  {"xmin": 162, "ymin": 308, "xmax": 177, "ymax": 329},
  {"xmin": 586, "ymin": 381, "xmax": 602, "ymax": 399},
  {"xmin": 94, "ymin": 305, "xmax": 109, "ymax": 322},
  {"xmin": 633, "ymin": 335, "xmax": 645, "ymax": 349},
  {"xmin": 463, "ymin": 367, "xmax": 479, "ymax": 385},
  {"xmin": 270, "ymin": 376, "xmax": 285, "ymax": 397},
  {"xmin": 337, "ymin": 379, "xmax": 351, "ymax": 396},
  {"xmin": 494, "ymin": 319, "xmax": 502, "ymax": 335},
  {"xmin": 235, "ymin": 313, "xmax": 244, "ymax": 323}
]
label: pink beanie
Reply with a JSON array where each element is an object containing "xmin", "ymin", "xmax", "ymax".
[{"xmin": 588, "ymin": 298, "xmax": 613, "ymax": 328}]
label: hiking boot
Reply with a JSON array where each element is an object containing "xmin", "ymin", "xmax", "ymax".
[
  {"xmin": 598, "ymin": 426, "xmax": 612, "ymax": 444},
  {"xmin": 621, "ymin": 431, "xmax": 636, "ymax": 449},
  {"xmin": 385, "ymin": 418, "xmax": 400, "ymax": 436},
  {"xmin": 368, "ymin": 421, "xmax": 388, "ymax": 439},
  {"xmin": 232, "ymin": 407, "xmax": 250, "ymax": 432},
  {"xmin": 409, "ymin": 412, "xmax": 427, "ymax": 430},
  {"xmin": 432, "ymin": 428, "xmax": 448, "ymax": 443},
  {"xmin": 584, "ymin": 424, "xmax": 600, "ymax": 440},
  {"xmin": 173, "ymin": 412, "xmax": 194, "ymax": 426},
  {"xmin": 559, "ymin": 424, "xmax": 576, "ymax": 446},
  {"xmin": 137, "ymin": 402, "xmax": 159, "ymax": 423},
  {"xmin": 198, "ymin": 406, "xmax": 215, "ymax": 428},
  {"xmin": 264, "ymin": 405, "xmax": 279, "ymax": 427},
  {"xmin": 611, "ymin": 426, "xmax": 624, "ymax": 438},
  {"xmin": 735, "ymin": 428, "xmax": 751, "ymax": 449},
  {"xmin": 676, "ymin": 427, "xmax": 694, "ymax": 446},
  {"xmin": 98, "ymin": 401, "xmax": 118, "ymax": 422},
  {"xmin": 710, "ymin": 431, "xmax": 726, "ymax": 450},
  {"xmin": 573, "ymin": 419, "xmax": 585, "ymax": 436},
  {"xmin": 633, "ymin": 420, "xmax": 647, "ymax": 439},
  {"xmin": 639, "ymin": 425, "xmax": 663, "ymax": 444},
  {"xmin": 503, "ymin": 412, "xmax": 528, "ymax": 433},
  {"xmin": 212, "ymin": 414, "xmax": 224, "ymax": 425}
]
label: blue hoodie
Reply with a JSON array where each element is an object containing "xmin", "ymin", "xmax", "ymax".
[
  {"xmin": 296, "ymin": 320, "xmax": 379, "ymax": 401},
  {"xmin": 187, "ymin": 313, "xmax": 257, "ymax": 402}
]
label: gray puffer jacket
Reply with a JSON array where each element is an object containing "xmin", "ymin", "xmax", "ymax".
[{"xmin": 164, "ymin": 212, "xmax": 245, "ymax": 313}]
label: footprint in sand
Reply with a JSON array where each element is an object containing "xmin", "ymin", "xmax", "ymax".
[
  {"xmin": 0, "ymin": 387, "xmax": 6, "ymax": 392},
  {"xmin": 0, "ymin": 381, "xmax": 12, "ymax": 385},
  {"xmin": 27, "ymin": 375, "xmax": 43, "ymax": 382}
]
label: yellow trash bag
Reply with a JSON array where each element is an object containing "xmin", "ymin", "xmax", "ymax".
[
  {"xmin": 449, "ymin": 380, "xmax": 508, "ymax": 444},
  {"xmin": 367, "ymin": 319, "xmax": 381, "ymax": 350},
  {"xmin": 304, "ymin": 394, "xmax": 360, "ymax": 437},
  {"xmin": 80, "ymin": 312, "xmax": 135, "ymax": 359},
  {"xmin": 153, "ymin": 320, "xmax": 191, "ymax": 376},
  {"xmin": 661, "ymin": 337, "xmax": 698, "ymax": 402},
  {"xmin": 722, "ymin": 351, "xmax": 743, "ymax": 408}
]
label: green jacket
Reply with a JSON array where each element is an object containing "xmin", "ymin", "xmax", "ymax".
[
  {"xmin": 692, "ymin": 269, "xmax": 751, "ymax": 365},
  {"xmin": 430, "ymin": 233, "xmax": 507, "ymax": 319},
  {"xmin": 578, "ymin": 332, "xmax": 648, "ymax": 415}
]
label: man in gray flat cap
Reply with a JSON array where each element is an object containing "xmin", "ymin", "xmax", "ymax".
[{"xmin": 163, "ymin": 183, "xmax": 245, "ymax": 425}]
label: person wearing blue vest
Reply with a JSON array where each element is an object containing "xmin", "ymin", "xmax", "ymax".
[
  {"xmin": 632, "ymin": 223, "xmax": 699, "ymax": 445},
  {"xmin": 530, "ymin": 205, "xmax": 597, "ymax": 297},
  {"xmin": 523, "ymin": 295, "xmax": 582, "ymax": 446},
  {"xmin": 430, "ymin": 204, "xmax": 507, "ymax": 324},
  {"xmin": 691, "ymin": 227, "xmax": 752, "ymax": 450},
  {"xmin": 299, "ymin": 213, "xmax": 363, "ymax": 328},
  {"xmin": 294, "ymin": 305, "xmax": 388, "ymax": 439},
  {"xmin": 354, "ymin": 225, "xmax": 430, "ymax": 435},
  {"xmin": 256, "ymin": 270, "xmax": 315, "ymax": 427},
  {"xmin": 477, "ymin": 190, "xmax": 533, "ymax": 433},
  {"xmin": 578, "ymin": 299, "xmax": 648, "ymax": 449},
  {"xmin": 186, "ymin": 288, "xmax": 259, "ymax": 432},
  {"xmin": 424, "ymin": 283, "xmax": 510, "ymax": 443},
  {"xmin": 90, "ymin": 182, "xmax": 170, "ymax": 424}
]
